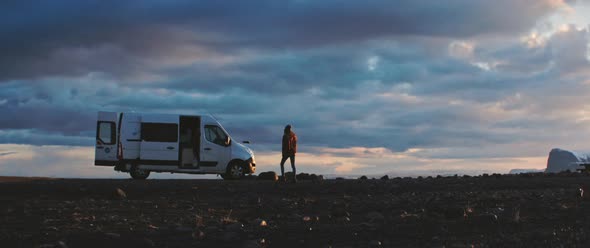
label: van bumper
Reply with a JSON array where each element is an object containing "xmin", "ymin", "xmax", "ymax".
[
  {"xmin": 95, "ymin": 160, "xmax": 116, "ymax": 166},
  {"xmin": 244, "ymin": 157, "xmax": 256, "ymax": 174}
]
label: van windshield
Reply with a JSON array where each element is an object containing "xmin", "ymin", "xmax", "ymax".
[{"xmin": 204, "ymin": 125, "xmax": 228, "ymax": 146}]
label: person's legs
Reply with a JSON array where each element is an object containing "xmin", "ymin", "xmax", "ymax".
[
  {"xmin": 192, "ymin": 128, "xmax": 200, "ymax": 169},
  {"xmin": 280, "ymin": 155, "xmax": 288, "ymax": 180},
  {"xmin": 290, "ymin": 155, "xmax": 296, "ymax": 182}
]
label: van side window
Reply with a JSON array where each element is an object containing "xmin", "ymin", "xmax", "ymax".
[
  {"xmin": 97, "ymin": 121, "xmax": 116, "ymax": 145},
  {"xmin": 141, "ymin": 123, "xmax": 178, "ymax": 142},
  {"xmin": 204, "ymin": 125, "xmax": 228, "ymax": 146}
]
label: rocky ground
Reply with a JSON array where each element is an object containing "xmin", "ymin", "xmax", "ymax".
[{"xmin": 2, "ymin": 173, "xmax": 590, "ymax": 247}]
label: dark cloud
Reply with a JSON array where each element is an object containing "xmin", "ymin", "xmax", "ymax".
[
  {"xmin": 548, "ymin": 26, "xmax": 590, "ymax": 74},
  {"xmin": 0, "ymin": 81, "xmax": 95, "ymax": 135},
  {"xmin": 0, "ymin": 104, "xmax": 94, "ymax": 135},
  {"xmin": 0, "ymin": 0, "xmax": 588, "ymax": 172},
  {"xmin": 0, "ymin": 0, "xmax": 565, "ymax": 81},
  {"xmin": 0, "ymin": 129, "xmax": 94, "ymax": 146}
]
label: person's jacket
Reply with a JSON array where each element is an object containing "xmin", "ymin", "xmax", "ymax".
[{"xmin": 282, "ymin": 131, "xmax": 297, "ymax": 156}]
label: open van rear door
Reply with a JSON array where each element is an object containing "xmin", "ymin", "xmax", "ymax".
[{"xmin": 95, "ymin": 111, "xmax": 118, "ymax": 166}]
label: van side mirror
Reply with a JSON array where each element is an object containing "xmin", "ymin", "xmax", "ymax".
[
  {"xmin": 243, "ymin": 141, "xmax": 250, "ymax": 144},
  {"xmin": 225, "ymin": 136, "xmax": 231, "ymax": 146}
]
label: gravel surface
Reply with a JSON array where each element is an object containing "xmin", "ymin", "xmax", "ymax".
[{"xmin": 1, "ymin": 173, "xmax": 590, "ymax": 247}]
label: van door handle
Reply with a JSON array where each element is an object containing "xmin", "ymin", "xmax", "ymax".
[
  {"xmin": 204, "ymin": 148, "xmax": 211, "ymax": 151},
  {"xmin": 166, "ymin": 146, "xmax": 175, "ymax": 150}
]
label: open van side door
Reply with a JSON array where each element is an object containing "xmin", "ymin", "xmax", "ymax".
[{"xmin": 95, "ymin": 111, "xmax": 118, "ymax": 166}]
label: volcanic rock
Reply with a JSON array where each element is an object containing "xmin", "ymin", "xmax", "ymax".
[
  {"xmin": 296, "ymin": 173, "xmax": 311, "ymax": 180},
  {"xmin": 283, "ymin": 172, "xmax": 297, "ymax": 181},
  {"xmin": 257, "ymin": 171, "xmax": 278, "ymax": 181},
  {"xmin": 223, "ymin": 232, "xmax": 240, "ymax": 242},
  {"xmin": 310, "ymin": 174, "xmax": 324, "ymax": 182},
  {"xmin": 443, "ymin": 206, "xmax": 465, "ymax": 219},
  {"xmin": 114, "ymin": 188, "xmax": 127, "ymax": 200},
  {"xmin": 105, "ymin": 233, "xmax": 121, "ymax": 239},
  {"xmin": 469, "ymin": 213, "xmax": 499, "ymax": 228},
  {"xmin": 225, "ymin": 222, "xmax": 244, "ymax": 232},
  {"xmin": 366, "ymin": 211, "xmax": 385, "ymax": 223},
  {"xmin": 331, "ymin": 201, "xmax": 349, "ymax": 217},
  {"xmin": 369, "ymin": 240, "xmax": 382, "ymax": 247}
]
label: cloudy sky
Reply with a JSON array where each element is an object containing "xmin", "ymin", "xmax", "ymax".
[{"xmin": 1, "ymin": 0, "xmax": 590, "ymax": 178}]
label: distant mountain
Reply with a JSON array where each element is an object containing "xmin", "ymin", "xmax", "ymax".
[
  {"xmin": 508, "ymin": 168, "xmax": 544, "ymax": 174},
  {"xmin": 348, "ymin": 169, "xmax": 498, "ymax": 179},
  {"xmin": 546, "ymin": 148, "xmax": 590, "ymax": 173}
]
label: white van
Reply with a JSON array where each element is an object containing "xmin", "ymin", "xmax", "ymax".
[{"xmin": 94, "ymin": 111, "xmax": 255, "ymax": 180}]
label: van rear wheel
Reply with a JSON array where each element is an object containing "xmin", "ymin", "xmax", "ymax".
[
  {"xmin": 224, "ymin": 162, "xmax": 244, "ymax": 180},
  {"xmin": 130, "ymin": 166, "xmax": 150, "ymax": 180}
]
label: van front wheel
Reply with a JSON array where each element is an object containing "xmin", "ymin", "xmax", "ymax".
[
  {"xmin": 225, "ymin": 162, "xmax": 244, "ymax": 180},
  {"xmin": 130, "ymin": 166, "xmax": 150, "ymax": 180}
]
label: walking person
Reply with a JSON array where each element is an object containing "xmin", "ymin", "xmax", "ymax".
[{"xmin": 280, "ymin": 124, "xmax": 297, "ymax": 182}]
